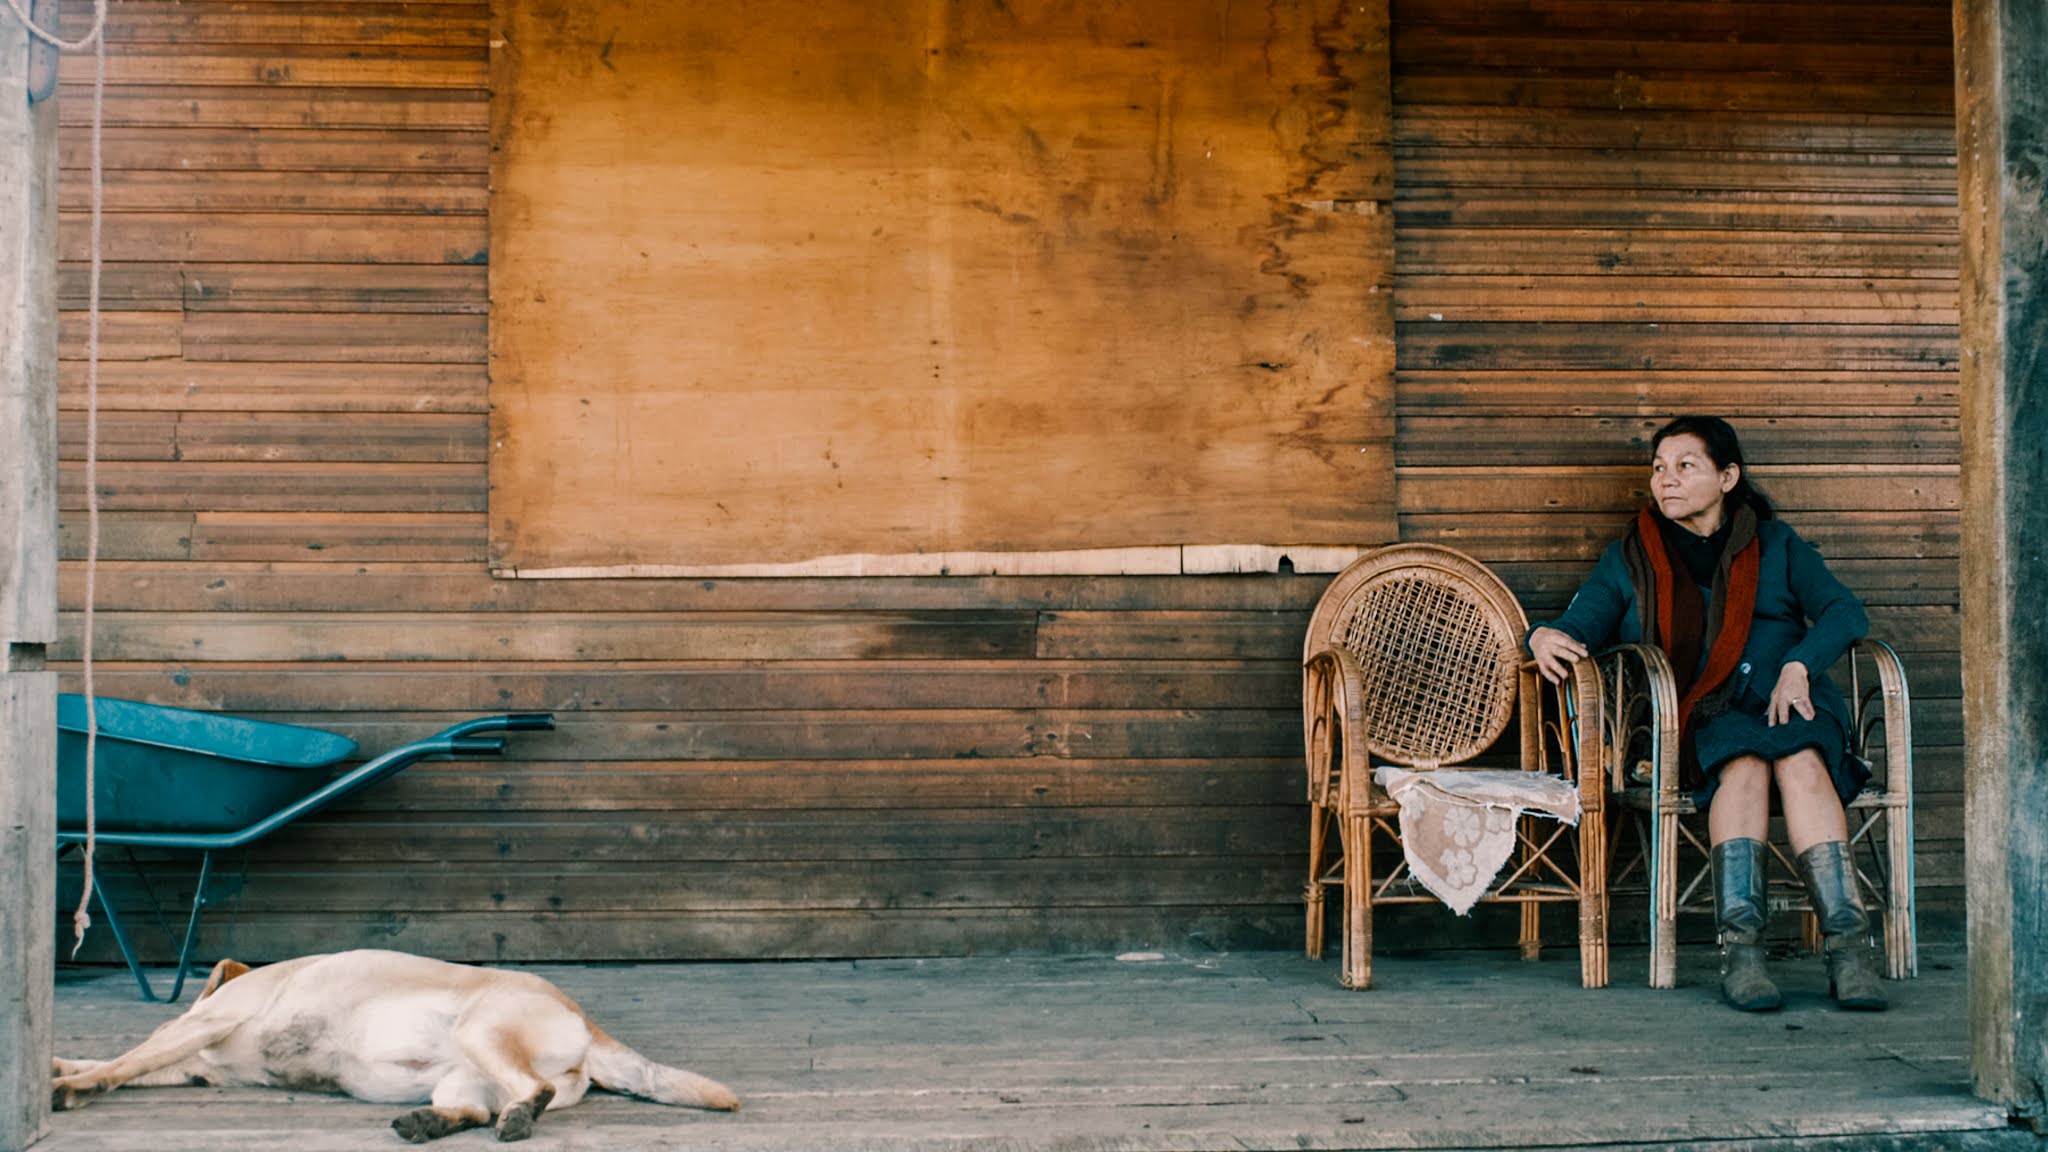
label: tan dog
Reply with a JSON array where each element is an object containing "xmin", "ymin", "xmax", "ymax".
[{"xmin": 52, "ymin": 949, "xmax": 740, "ymax": 1142}]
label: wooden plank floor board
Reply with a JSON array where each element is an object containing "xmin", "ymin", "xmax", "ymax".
[{"xmin": 41, "ymin": 946, "xmax": 2011, "ymax": 1151}]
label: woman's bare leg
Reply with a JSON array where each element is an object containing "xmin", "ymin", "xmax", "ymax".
[
  {"xmin": 1708, "ymin": 755, "xmax": 1771, "ymax": 845},
  {"xmin": 1773, "ymin": 748, "xmax": 1847, "ymax": 854}
]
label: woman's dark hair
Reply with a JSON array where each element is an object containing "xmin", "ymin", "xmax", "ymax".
[{"xmin": 1650, "ymin": 415, "xmax": 1774, "ymax": 521}]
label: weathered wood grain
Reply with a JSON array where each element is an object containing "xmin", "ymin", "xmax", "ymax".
[
  {"xmin": 1397, "ymin": 415, "xmax": 1959, "ymax": 467},
  {"xmin": 0, "ymin": 677, "xmax": 56, "ymax": 1152},
  {"xmin": 55, "ymin": 612, "xmax": 1042, "ymax": 662},
  {"xmin": 67, "ymin": 854, "xmax": 1309, "ymax": 914},
  {"xmin": 179, "ymin": 312, "xmax": 485, "ymax": 362},
  {"xmin": 38, "ymin": 949, "xmax": 2021, "ymax": 1150},
  {"xmin": 1, "ymin": 43, "xmax": 58, "ymax": 1151},
  {"xmin": 40, "ymin": 0, "xmax": 1968, "ymax": 968},
  {"xmin": 56, "ymin": 47, "xmax": 487, "ymax": 89},
  {"xmin": 58, "ymin": 361, "xmax": 488, "ymax": 412},
  {"xmin": 65, "ymin": 412, "xmax": 484, "ymax": 463},
  {"xmin": 58, "ymin": 461, "xmax": 485, "ymax": 512},
  {"xmin": 60, "ymin": 169, "xmax": 487, "ymax": 215},
  {"xmin": 490, "ymin": 0, "xmax": 1397, "ymax": 570},
  {"xmin": 56, "ymin": 565, "xmax": 1330, "ymax": 613},
  {"xmin": 60, "ymin": 127, "xmax": 486, "ymax": 172},
  {"xmin": 1390, "ymin": 0, "xmax": 1961, "ymax": 984},
  {"xmin": 57, "ymin": 85, "xmax": 488, "ymax": 131},
  {"xmin": 1955, "ymin": 0, "xmax": 2048, "ymax": 1112},
  {"xmin": 66, "ymin": 661, "xmax": 1302, "ymax": 713},
  {"xmin": 60, "ymin": 3, "xmax": 487, "ymax": 47},
  {"xmin": 58, "ymin": 213, "xmax": 487, "ymax": 264}
]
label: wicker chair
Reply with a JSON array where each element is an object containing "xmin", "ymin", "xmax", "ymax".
[
  {"xmin": 1600, "ymin": 638, "xmax": 1917, "ymax": 989},
  {"xmin": 1302, "ymin": 544, "xmax": 1610, "ymax": 990}
]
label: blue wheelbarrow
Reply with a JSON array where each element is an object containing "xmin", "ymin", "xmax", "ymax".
[{"xmin": 56, "ymin": 694, "xmax": 555, "ymax": 1002}]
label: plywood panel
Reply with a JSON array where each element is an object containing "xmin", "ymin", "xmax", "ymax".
[{"xmin": 489, "ymin": 0, "xmax": 1397, "ymax": 571}]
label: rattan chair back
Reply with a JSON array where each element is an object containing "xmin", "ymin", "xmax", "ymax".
[{"xmin": 1304, "ymin": 544, "xmax": 1529, "ymax": 768}]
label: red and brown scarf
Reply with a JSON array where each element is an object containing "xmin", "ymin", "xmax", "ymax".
[{"xmin": 1621, "ymin": 504, "xmax": 1761, "ymax": 779}]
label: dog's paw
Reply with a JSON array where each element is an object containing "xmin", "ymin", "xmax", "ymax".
[
  {"xmin": 704, "ymin": 1085, "xmax": 741, "ymax": 1112},
  {"xmin": 391, "ymin": 1108, "xmax": 474, "ymax": 1144},
  {"xmin": 50, "ymin": 1078, "xmax": 103, "ymax": 1112},
  {"xmin": 493, "ymin": 1085, "xmax": 555, "ymax": 1143}
]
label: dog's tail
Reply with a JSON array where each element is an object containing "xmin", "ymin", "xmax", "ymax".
[{"xmin": 586, "ymin": 1027, "xmax": 740, "ymax": 1112}]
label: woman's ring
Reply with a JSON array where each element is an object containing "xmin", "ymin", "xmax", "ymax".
[{"xmin": 1793, "ymin": 697, "xmax": 1808, "ymax": 704}]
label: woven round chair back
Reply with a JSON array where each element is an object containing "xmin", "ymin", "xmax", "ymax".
[{"xmin": 1304, "ymin": 544, "xmax": 1530, "ymax": 768}]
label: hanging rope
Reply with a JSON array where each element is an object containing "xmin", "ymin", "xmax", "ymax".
[
  {"xmin": 2, "ymin": 0, "xmax": 103, "ymax": 51},
  {"xmin": 8, "ymin": 0, "xmax": 110, "ymax": 956}
]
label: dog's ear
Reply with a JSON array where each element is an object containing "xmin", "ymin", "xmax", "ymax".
[{"xmin": 198, "ymin": 959, "xmax": 253, "ymax": 1000}]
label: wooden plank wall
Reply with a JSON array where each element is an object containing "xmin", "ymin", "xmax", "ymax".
[
  {"xmin": 49, "ymin": 0, "xmax": 1963, "ymax": 963},
  {"xmin": 50, "ymin": 1, "xmax": 1341, "ymax": 963},
  {"xmin": 1390, "ymin": 0, "xmax": 1964, "ymax": 932}
]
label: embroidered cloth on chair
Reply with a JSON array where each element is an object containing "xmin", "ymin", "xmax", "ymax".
[{"xmin": 1371, "ymin": 767, "xmax": 1583, "ymax": 915}]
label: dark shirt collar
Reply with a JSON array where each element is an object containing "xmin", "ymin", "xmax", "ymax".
[{"xmin": 1657, "ymin": 512, "xmax": 1733, "ymax": 587}]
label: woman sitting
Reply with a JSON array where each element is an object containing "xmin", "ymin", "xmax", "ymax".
[{"xmin": 1526, "ymin": 416, "xmax": 1886, "ymax": 1012}]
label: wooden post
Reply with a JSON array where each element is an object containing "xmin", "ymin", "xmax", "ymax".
[
  {"xmin": 1, "ymin": 3, "xmax": 61, "ymax": 1150},
  {"xmin": 1956, "ymin": 0, "xmax": 2048, "ymax": 1123}
]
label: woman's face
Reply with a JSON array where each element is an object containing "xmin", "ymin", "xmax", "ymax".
[{"xmin": 1651, "ymin": 432, "xmax": 1739, "ymax": 534}]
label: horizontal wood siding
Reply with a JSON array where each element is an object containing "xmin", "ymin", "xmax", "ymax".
[
  {"xmin": 50, "ymin": 0, "xmax": 1964, "ymax": 963},
  {"xmin": 50, "ymin": 1, "xmax": 1331, "ymax": 964},
  {"xmin": 1391, "ymin": 0, "xmax": 1964, "ymax": 932}
]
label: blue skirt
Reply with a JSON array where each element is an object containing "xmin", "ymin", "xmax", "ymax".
[{"xmin": 1691, "ymin": 668, "xmax": 1868, "ymax": 811}]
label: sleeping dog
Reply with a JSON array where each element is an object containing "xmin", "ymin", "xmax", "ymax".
[{"xmin": 51, "ymin": 949, "xmax": 740, "ymax": 1142}]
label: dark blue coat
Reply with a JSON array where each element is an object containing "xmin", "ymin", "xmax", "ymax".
[{"xmin": 1531, "ymin": 517, "xmax": 1870, "ymax": 802}]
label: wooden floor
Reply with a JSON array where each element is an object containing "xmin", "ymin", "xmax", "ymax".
[{"xmin": 37, "ymin": 943, "xmax": 2028, "ymax": 1152}]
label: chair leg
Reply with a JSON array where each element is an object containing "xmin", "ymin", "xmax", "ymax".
[
  {"xmin": 1341, "ymin": 812, "xmax": 1372, "ymax": 990},
  {"xmin": 1305, "ymin": 803, "xmax": 1329, "ymax": 960},
  {"xmin": 1884, "ymin": 799, "xmax": 1916, "ymax": 979},
  {"xmin": 1579, "ymin": 798, "xmax": 1609, "ymax": 989},
  {"xmin": 1517, "ymin": 814, "xmax": 1542, "ymax": 961},
  {"xmin": 1651, "ymin": 807, "xmax": 1680, "ymax": 990}
]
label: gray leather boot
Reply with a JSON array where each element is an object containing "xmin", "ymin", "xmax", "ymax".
[
  {"xmin": 1798, "ymin": 841, "xmax": 1889, "ymax": 1011},
  {"xmin": 1714, "ymin": 838, "xmax": 1783, "ymax": 1012}
]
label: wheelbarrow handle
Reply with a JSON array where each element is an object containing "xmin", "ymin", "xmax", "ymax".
[
  {"xmin": 431, "ymin": 713, "xmax": 557, "ymax": 742},
  {"xmin": 450, "ymin": 735, "xmax": 507, "ymax": 756}
]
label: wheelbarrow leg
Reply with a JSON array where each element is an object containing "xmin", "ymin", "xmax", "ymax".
[
  {"xmin": 157, "ymin": 849, "xmax": 215, "ymax": 1004},
  {"xmin": 71, "ymin": 846, "xmax": 213, "ymax": 1004},
  {"xmin": 90, "ymin": 868, "xmax": 158, "ymax": 1002}
]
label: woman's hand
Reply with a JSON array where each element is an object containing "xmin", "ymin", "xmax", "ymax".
[
  {"xmin": 1767, "ymin": 661, "xmax": 1815, "ymax": 726},
  {"xmin": 1528, "ymin": 626, "xmax": 1589, "ymax": 684}
]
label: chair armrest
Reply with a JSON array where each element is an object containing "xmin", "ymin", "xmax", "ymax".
[
  {"xmin": 1521, "ymin": 656, "xmax": 1608, "ymax": 812},
  {"xmin": 1845, "ymin": 636, "xmax": 1912, "ymax": 802},
  {"xmin": 1595, "ymin": 643, "xmax": 1681, "ymax": 801},
  {"xmin": 1304, "ymin": 646, "xmax": 1372, "ymax": 809}
]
